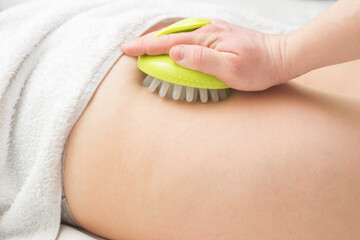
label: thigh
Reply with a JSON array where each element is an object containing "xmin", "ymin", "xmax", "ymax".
[{"xmin": 63, "ymin": 55, "xmax": 360, "ymax": 240}]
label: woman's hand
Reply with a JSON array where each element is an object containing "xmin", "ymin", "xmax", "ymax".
[{"xmin": 121, "ymin": 19, "xmax": 292, "ymax": 91}]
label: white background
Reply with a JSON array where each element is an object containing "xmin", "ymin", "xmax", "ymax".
[{"xmin": 0, "ymin": 0, "xmax": 334, "ymax": 28}]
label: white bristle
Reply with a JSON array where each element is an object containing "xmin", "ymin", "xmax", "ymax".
[
  {"xmin": 186, "ymin": 87, "xmax": 194, "ymax": 102},
  {"xmin": 218, "ymin": 89, "xmax": 227, "ymax": 100},
  {"xmin": 199, "ymin": 88, "xmax": 208, "ymax": 103},
  {"xmin": 166, "ymin": 83, "xmax": 174, "ymax": 98},
  {"xmin": 209, "ymin": 89, "xmax": 219, "ymax": 102},
  {"xmin": 172, "ymin": 84, "xmax": 182, "ymax": 100},
  {"xmin": 179, "ymin": 87, "xmax": 186, "ymax": 101},
  {"xmin": 192, "ymin": 88, "xmax": 199, "ymax": 102},
  {"xmin": 142, "ymin": 75, "xmax": 153, "ymax": 87},
  {"xmin": 141, "ymin": 75, "xmax": 231, "ymax": 103},
  {"xmin": 226, "ymin": 88, "xmax": 231, "ymax": 96},
  {"xmin": 148, "ymin": 78, "xmax": 161, "ymax": 92},
  {"xmin": 159, "ymin": 81, "xmax": 170, "ymax": 97}
]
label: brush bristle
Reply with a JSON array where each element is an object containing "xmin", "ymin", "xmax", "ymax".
[{"xmin": 142, "ymin": 76, "xmax": 230, "ymax": 103}]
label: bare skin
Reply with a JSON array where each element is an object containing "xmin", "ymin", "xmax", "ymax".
[
  {"xmin": 63, "ymin": 52, "xmax": 360, "ymax": 240},
  {"xmin": 294, "ymin": 60, "xmax": 360, "ymax": 100}
]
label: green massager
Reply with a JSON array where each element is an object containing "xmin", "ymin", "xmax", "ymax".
[{"xmin": 137, "ymin": 17, "xmax": 231, "ymax": 103}]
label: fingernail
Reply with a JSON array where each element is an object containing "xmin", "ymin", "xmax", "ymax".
[{"xmin": 173, "ymin": 46, "xmax": 185, "ymax": 60}]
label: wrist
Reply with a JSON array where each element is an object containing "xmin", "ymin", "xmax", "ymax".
[
  {"xmin": 284, "ymin": 33, "xmax": 302, "ymax": 79},
  {"xmin": 264, "ymin": 34, "xmax": 298, "ymax": 84}
]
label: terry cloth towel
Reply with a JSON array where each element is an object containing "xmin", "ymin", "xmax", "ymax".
[{"xmin": 0, "ymin": 0, "xmax": 294, "ymax": 239}]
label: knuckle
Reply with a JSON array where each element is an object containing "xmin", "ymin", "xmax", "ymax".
[
  {"xmin": 158, "ymin": 35, "xmax": 172, "ymax": 51},
  {"xmin": 200, "ymin": 19, "xmax": 232, "ymax": 36},
  {"xmin": 158, "ymin": 34, "xmax": 184, "ymax": 53},
  {"xmin": 166, "ymin": 33, "xmax": 175, "ymax": 42},
  {"xmin": 210, "ymin": 18, "xmax": 227, "ymax": 25},
  {"xmin": 199, "ymin": 23, "xmax": 219, "ymax": 34},
  {"xmin": 192, "ymin": 46, "xmax": 205, "ymax": 65},
  {"xmin": 143, "ymin": 40, "xmax": 152, "ymax": 54},
  {"xmin": 166, "ymin": 33, "xmax": 182, "ymax": 47},
  {"xmin": 159, "ymin": 34, "xmax": 171, "ymax": 42},
  {"xmin": 144, "ymin": 35, "xmax": 169, "ymax": 54},
  {"xmin": 142, "ymin": 38, "xmax": 156, "ymax": 54},
  {"xmin": 211, "ymin": 19, "xmax": 232, "ymax": 32}
]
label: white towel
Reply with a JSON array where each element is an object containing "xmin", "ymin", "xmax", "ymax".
[{"xmin": 0, "ymin": 0, "xmax": 294, "ymax": 239}]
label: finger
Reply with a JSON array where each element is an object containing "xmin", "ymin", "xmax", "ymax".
[
  {"xmin": 121, "ymin": 30, "xmax": 158, "ymax": 54},
  {"xmin": 169, "ymin": 44, "xmax": 233, "ymax": 81},
  {"xmin": 121, "ymin": 31, "xmax": 202, "ymax": 56}
]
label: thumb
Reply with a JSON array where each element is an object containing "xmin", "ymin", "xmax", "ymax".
[{"xmin": 169, "ymin": 45, "xmax": 230, "ymax": 80}]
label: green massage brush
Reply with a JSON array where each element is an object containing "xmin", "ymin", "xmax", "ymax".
[{"xmin": 137, "ymin": 17, "xmax": 231, "ymax": 103}]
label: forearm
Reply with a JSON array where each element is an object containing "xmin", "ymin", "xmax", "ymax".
[{"xmin": 287, "ymin": 0, "xmax": 360, "ymax": 78}]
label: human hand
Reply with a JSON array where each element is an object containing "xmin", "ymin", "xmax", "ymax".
[{"xmin": 121, "ymin": 19, "xmax": 293, "ymax": 91}]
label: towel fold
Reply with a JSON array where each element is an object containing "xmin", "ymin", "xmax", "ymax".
[{"xmin": 0, "ymin": 0, "xmax": 293, "ymax": 239}]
